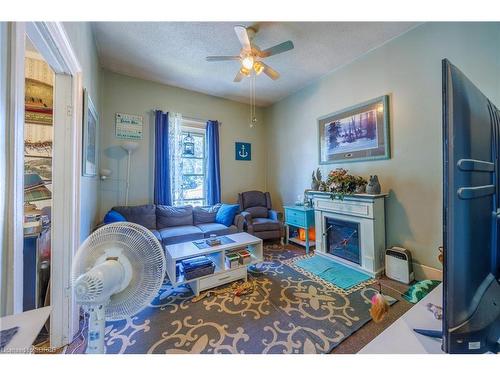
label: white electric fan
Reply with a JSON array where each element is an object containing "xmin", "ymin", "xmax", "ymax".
[{"xmin": 72, "ymin": 222, "xmax": 166, "ymax": 354}]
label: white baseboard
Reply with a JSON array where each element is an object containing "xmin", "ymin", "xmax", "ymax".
[{"xmin": 413, "ymin": 262, "xmax": 443, "ymax": 281}]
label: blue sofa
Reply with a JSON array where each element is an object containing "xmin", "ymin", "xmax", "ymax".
[{"xmin": 109, "ymin": 204, "xmax": 244, "ymax": 247}]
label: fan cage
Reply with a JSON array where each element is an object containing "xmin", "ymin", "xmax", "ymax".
[{"xmin": 72, "ymin": 222, "xmax": 166, "ymax": 320}]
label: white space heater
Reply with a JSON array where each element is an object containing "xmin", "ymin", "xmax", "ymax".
[{"xmin": 385, "ymin": 246, "xmax": 415, "ymax": 284}]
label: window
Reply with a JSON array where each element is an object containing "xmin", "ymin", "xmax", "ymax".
[{"xmin": 177, "ymin": 126, "xmax": 206, "ymax": 206}]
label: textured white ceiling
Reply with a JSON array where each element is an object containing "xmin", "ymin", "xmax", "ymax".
[{"xmin": 92, "ymin": 22, "xmax": 418, "ymax": 106}]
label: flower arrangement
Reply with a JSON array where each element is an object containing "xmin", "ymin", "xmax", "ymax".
[{"xmin": 325, "ymin": 168, "xmax": 367, "ymax": 199}]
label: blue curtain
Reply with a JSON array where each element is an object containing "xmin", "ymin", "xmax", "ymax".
[
  {"xmin": 206, "ymin": 120, "xmax": 221, "ymax": 205},
  {"xmin": 154, "ymin": 110, "xmax": 172, "ymax": 205}
]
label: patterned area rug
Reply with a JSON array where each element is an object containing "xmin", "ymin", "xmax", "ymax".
[{"xmin": 66, "ymin": 245, "xmax": 395, "ymax": 354}]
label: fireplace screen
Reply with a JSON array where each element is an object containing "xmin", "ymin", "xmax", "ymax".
[{"xmin": 325, "ymin": 217, "xmax": 361, "ymax": 265}]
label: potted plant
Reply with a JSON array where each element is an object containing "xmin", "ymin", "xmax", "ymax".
[{"xmin": 325, "ymin": 168, "xmax": 367, "ymax": 200}]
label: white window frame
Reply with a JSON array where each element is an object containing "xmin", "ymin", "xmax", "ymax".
[{"xmin": 178, "ymin": 119, "xmax": 207, "ymax": 206}]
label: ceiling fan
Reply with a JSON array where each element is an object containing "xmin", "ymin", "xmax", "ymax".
[{"xmin": 206, "ymin": 25, "xmax": 294, "ymax": 82}]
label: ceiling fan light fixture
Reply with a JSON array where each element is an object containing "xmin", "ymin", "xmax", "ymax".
[
  {"xmin": 253, "ymin": 61, "xmax": 264, "ymax": 75},
  {"xmin": 239, "ymin": 67, "xmax": 251, "ymax": 76},
  {"xmin": 241, "ymin": 55, "xmax": 254, "ymax": 70}
]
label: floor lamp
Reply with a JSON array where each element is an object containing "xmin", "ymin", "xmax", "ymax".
[{"xmin": 121, "ymin": 141, "xmax": 139, "ymax": 206}]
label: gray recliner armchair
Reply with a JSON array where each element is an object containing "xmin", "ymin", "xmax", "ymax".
[{"xmin": 238, "ymin": 191, "xmax": 285, "ymax": 241}]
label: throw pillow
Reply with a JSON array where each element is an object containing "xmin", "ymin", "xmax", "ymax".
[
  {"xmin": 215, "ymin": 204, "xmax": 239, "ymax": 227},
  {"xmin": 103, "ymin": 210, "xmax": 126, "ymax": 224}
]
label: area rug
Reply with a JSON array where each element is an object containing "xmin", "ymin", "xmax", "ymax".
[
  {"xmin": 66, "ymin": 245, "xmax": 395, "ymax": 354},
  {"xmin": 294, "ymin": 255, "xmax": 372, "ymax": 290}
]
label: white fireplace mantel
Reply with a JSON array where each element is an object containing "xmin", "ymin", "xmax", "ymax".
[{"xmin": 309, "ymin": 191, "xmax": 387, "ymax": 277}]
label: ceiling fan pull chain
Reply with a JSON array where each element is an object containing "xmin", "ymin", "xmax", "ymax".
[{"xmin": 250, "ymin": 74, "xmax": 257, "ymax": 128}]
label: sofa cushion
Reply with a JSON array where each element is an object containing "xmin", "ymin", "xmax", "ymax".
[
  {"xmin": 215, "ymin": 204, "xmax": 240, "ymax": 226},
  {"xmin": 251, "ymin": 217, "xmax": 282, "ymax": 232},
  {"xmin": 158, "ymin": 225, "xmax": 203, "ymax": 245},
  {"xmin": 196, "ymin": 223, "xmax": 238, "ymax": 237},
  {"xmin": 156, "ymin": 205, "xmax": 193, "ymax": 228},
  {"xmin": 245, "ymin": 206, "xmax": 269, "ymax": 219},
  {"xmin": 113, "ymin": 204, "xmax": 157, "ymax": 229},
  {"xmin": 193, "ymin": 204, "xmax": 221, "ymax": 225}
]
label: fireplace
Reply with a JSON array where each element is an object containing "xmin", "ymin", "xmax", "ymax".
[
  {"xmin": 310, "ymin": 192, "xmax": 387, "ymax": 277},
  {"xmin": 325, "ymin": 217, "xmax": 361, "ymax": 265}
]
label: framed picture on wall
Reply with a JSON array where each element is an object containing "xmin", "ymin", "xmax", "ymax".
[
  {"xmin": 82, "ymin": 88, "xmax": 98, "ymax": 177},
  {"xmin": 25, "ymin": 78, "xmax": 53, "ymax": 126},
  {"xmin": 318, "ymin": 95, "xmax": 390, "ymax": 164}
]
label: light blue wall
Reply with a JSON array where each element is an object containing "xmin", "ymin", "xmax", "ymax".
[
  {"xmin": 264, "ymin": 22, "xmax": 500, "ymax": 271},
  {"xmin": 62, "ymin": 22, "xmax": 102, "ymax": 243}
]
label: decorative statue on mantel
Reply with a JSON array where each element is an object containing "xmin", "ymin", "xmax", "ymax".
[
  {"xmin": 366, "ymin": 175, "xmax": 382, "ymax": 195},
  {"xmin": 311, "ymin": 168, "xmax": 322, "ymax": 191}
]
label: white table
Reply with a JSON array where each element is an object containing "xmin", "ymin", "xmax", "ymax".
[
  {"xmin": 359, "ymin": 284, "xmax": 444, "ymax": 354},
  {"xmin": 165, "ymin": 232, "xmax": 263, "ymax": 296},
  {"xmin": 0, "ymin": 306, "xmax": 52, "ymax": 353}
]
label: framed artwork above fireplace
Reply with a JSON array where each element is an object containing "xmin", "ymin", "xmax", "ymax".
[{"xmin": 318, "ymin": 95, "xmax": 390, "ymax": 164}]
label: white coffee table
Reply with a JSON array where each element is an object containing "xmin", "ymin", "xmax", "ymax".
[{"xmin": 165, "ymin": 232, "xmax": 263, "ymax": 296}]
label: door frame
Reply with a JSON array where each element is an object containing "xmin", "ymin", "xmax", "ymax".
[{"xmin": 7, "ymin": 21, "xmax": 82, "ymax": 347}]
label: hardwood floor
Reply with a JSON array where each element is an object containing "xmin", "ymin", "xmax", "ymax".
[{"xmin": 330, "ymin": 276, "xmax": 413, "ymax": 353}]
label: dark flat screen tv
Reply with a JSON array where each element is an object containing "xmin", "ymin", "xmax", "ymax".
[{"xmin": 442, "ymin": 59, "xmax": 500, "ymax": 353}]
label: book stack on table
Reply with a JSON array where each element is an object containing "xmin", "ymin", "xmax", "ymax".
[{"xmin": 181, "ymin": 256, "xmax": 215, "ymax": 280}]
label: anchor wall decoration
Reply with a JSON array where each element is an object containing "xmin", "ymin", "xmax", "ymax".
[{"xmin": 235, "ymin": 142, "xmax": 251, "ymax": 161}]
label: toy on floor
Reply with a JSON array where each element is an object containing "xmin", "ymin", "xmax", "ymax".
[
  {"xmin": 369, "ymin": 282, "xmax": 390, "ymax": 323},
  {"xmin": 191, "ymin": 280, "xmax": 255, "ymax": 303},
  {"xmin": 426, "ymin": 302, "xmax": 443, "ymax": 320}
]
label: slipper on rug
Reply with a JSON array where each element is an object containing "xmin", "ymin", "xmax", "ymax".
[{"xmin": 402, "ymin": 280, "xmax": 441, "ymax": 304}]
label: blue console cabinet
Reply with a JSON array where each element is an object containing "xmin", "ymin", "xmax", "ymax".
[{"xmin": 284, "ymin": 205, "xmax": 315, "ymax": 254}]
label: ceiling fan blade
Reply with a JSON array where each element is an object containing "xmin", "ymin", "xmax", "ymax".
[
  {"xmin": 234, "ymin": 25, "xmax": 251, "ymax": 51},
  {"xmin": 260, "ymin": 40, "xmax": 294, "ymax": 58},
  {"xmin": 234, "ymin": 70, "xmax": 245, "ymax": 82},
  {"xmin": 261, "ymin": 62, "xmax": 280, "ymax": 80},
  {"xmin": 206, "ymin": 56, "xmax": 240, "ymax": 62}
]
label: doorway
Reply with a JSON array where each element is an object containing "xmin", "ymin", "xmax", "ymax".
[
  {"xmin": 5, "ymin": 22, "xmax": 83, "ymax": 349},
  {"xmin": 22, "ymin": 36, "xmax": 54, "ymax": 323}
]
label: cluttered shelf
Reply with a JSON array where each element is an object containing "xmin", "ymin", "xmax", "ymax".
[{"xmin": 171, "ymin": 245, "xmax": 259, "ymax": 285}]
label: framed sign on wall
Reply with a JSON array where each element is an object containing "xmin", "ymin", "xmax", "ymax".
[
  {"xmin": 115, "ymin": 112, "xmax": 143, "ymax": 140},
  {"xmin": 235, "ymin": 142, "xmax": 251, "ymax": 161}
]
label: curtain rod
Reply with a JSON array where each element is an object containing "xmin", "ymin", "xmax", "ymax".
[
  {"xmin": 183, "ymin": 115, "xmax": 222, "ymax": 127},
  {"xmin": 152, "ymin": 110, "xmax": 222, "ymax": 126}
]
